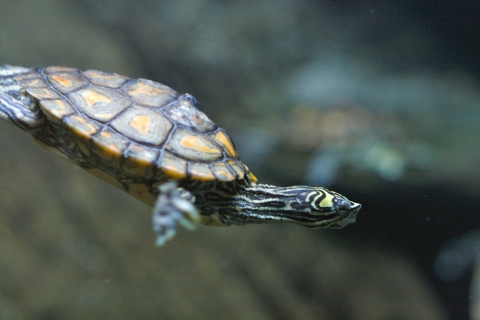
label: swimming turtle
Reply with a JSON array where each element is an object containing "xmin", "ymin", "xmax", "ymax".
[{"xmin": 0, "ymin": 65, "xmax": 361, "ymax": 245}]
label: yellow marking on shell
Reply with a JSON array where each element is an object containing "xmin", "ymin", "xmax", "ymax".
[
  {"xmin": 39, "ymin": 99, "xmax": 75, "ymax": 123},
  {"xmin": 181, "ymin": 136, "xmax": 222, "ymax": 155},
  {"xmin": 159, "ymin": 152, "xmax": 188, "ymax": 179},
  {"xmin": 123, "ymin": 145, "xmax": 158, "ymax": 178},
  {"xmin": 162, "ymin": 166, "xmax": 187, "ymax": 180},
  {"xmin": 227, "ymin": 160, "xmax": 245, "ymax": 180},
  {"xmin": 167, "ymin": 128, "xmax": 223, "ymax": 162},
  {"xmin": 69, "ymin": 87, "xmax": 131, "ymax": 122},
  {"xmin": 129, "ymin": 81, "xmax": 165, "ymax": 97},
  {"xmin": 189, "ymin": 162, "xmax": 216, "ymax": 181},
  {"xmin": 212, "ymin": 162, "xmax": 235, "ymax": 181},
  {"xmin": 23, "ymin": 78, "xmax": 47, "ymax": 88},
  {"xmin": 124, "ymin": 79, "xmax": 176, "ymax": 107},
  {"xmin": 51, "ymin": 75, "xmax": 73, "ymax": 87},
  {"xmin": 17, "ymin": 72, "xmax": 41, "ymax": 81},
  {"xmin": 130, "ymin": 115, "xmax": 151, "ymax": 135},
  {"xmin": 65, "ymin": 115, "xmax": 99, "ymax": 140},
  {"xmin": 91, "ymin": 128, "xmax": 129, "ymax": 161},
  {"xmin": 109, "ymin": 144, "xmax": 119, "ymax": 152},
  {"xmin": 47, "ymin": 73, "xmax": 87, "ymax": 94},
  {"xmin": 81, "ymin": 89, "xmax": 112, "ymax": 107},
  {"xmin": 212, "ymin": 130, "xmax": 237, "ymax": 157},
  {"xmin": 72, "ymin": 117, "xmax": 96, "ymax": 134},
  {"xmin": 111, "ymin": 107, "xmax": 172, "ymax": 145},
  {"xmin": 248, "ymin": 172, "xmax": 258, "ymax": 183},
  {"xmin": 26, "ymin": 87, "xmax": 60, "ymax": 99},
  {"xmin": 129, "ymin": 145, "xmax": 159, "ymax": 165},
  {"xmin": 83, "ymin": 70, "xmax": 129, "ymax": 88},
  {"xmin": 102, "ymin": 143, "xmax": 121, "ymax": 157}
]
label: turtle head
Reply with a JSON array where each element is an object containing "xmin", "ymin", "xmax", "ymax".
[
  {"xmin": 290, "ymin": 187, "xmax": 361, "ymax": 229},
  {"xmin": 207, "ymin": 183, "xmax": 361, "ymax": 229}
]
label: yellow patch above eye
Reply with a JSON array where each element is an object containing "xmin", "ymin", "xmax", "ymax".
[
  {"xmin": 180, "ymin": 136, "xmax": 222, "ymax": 154},
  {"xmin": 320, "ymin": 193, "xmax": 334, "ymax": 207}
]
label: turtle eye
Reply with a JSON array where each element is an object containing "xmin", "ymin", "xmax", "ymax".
[{"xmin": 335, "ymin": 198, "xmax": 351, "ymax": 216}]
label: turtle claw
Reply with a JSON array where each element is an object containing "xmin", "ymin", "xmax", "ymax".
[
  {"xmin": 155, "ymin": 229, "xmax": 176, "ymax": 246},
  {"xmin": 153, "ymin": 182, "xmax": 200, "ymax": 246}
]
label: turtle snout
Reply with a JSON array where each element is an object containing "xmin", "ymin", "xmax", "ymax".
[{"xmin": 335, "ymin": 198, "xmax": 361, "ymax": 217}]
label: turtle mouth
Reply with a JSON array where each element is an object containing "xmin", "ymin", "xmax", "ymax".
[
  {"xmin": 346, "ymin": 204, "xmax": 361, "ymax": 222},
  {"xmin": 343, "ymin": 202, "xmax": 361, "ymax": 223},
  {"xmin": 349, "ymin": 202, "xmax": 362, "ymax": 213}
]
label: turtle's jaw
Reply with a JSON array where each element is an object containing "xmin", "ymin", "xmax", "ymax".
[{"xmin": 343, "ymin": 202, "xmax": 361, "ymax": 225}]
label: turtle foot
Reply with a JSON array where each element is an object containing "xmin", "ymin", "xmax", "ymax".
[{"xmin": 152, "ymin": 181, "xmax": 200, "ymax": 246}]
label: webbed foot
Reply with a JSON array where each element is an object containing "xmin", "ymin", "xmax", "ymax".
[{"xmin": 152, "ymin": 181, "xmax": 200, "ymax": 246}]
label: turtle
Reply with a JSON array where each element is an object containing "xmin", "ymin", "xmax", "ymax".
[{"xmin": 0, "ymin": 65, "xmax": 361, "ymax": 245}]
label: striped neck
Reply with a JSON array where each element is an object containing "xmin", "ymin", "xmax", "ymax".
[{"xmin": 188, "ymin": 181, "xmax": 360, "ymax": 229}]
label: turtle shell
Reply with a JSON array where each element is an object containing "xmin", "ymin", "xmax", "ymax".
[{"xmin": 15, "ymin": 66, "xmax": 246, "ymax": 185}]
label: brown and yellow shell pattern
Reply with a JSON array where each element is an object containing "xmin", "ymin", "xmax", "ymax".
[{"xmin": 14, "ymin": 66, "xmax": 246, "ymax": 204}]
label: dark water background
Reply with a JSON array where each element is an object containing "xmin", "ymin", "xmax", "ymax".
[{"xmin": 1, "ymin": 1, "xmax": 479, "ymax": 319}]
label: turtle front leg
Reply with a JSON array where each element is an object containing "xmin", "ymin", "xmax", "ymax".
[{"xmin": 153, "ymin": 181, "xmax": 201, "ymax": 246}]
